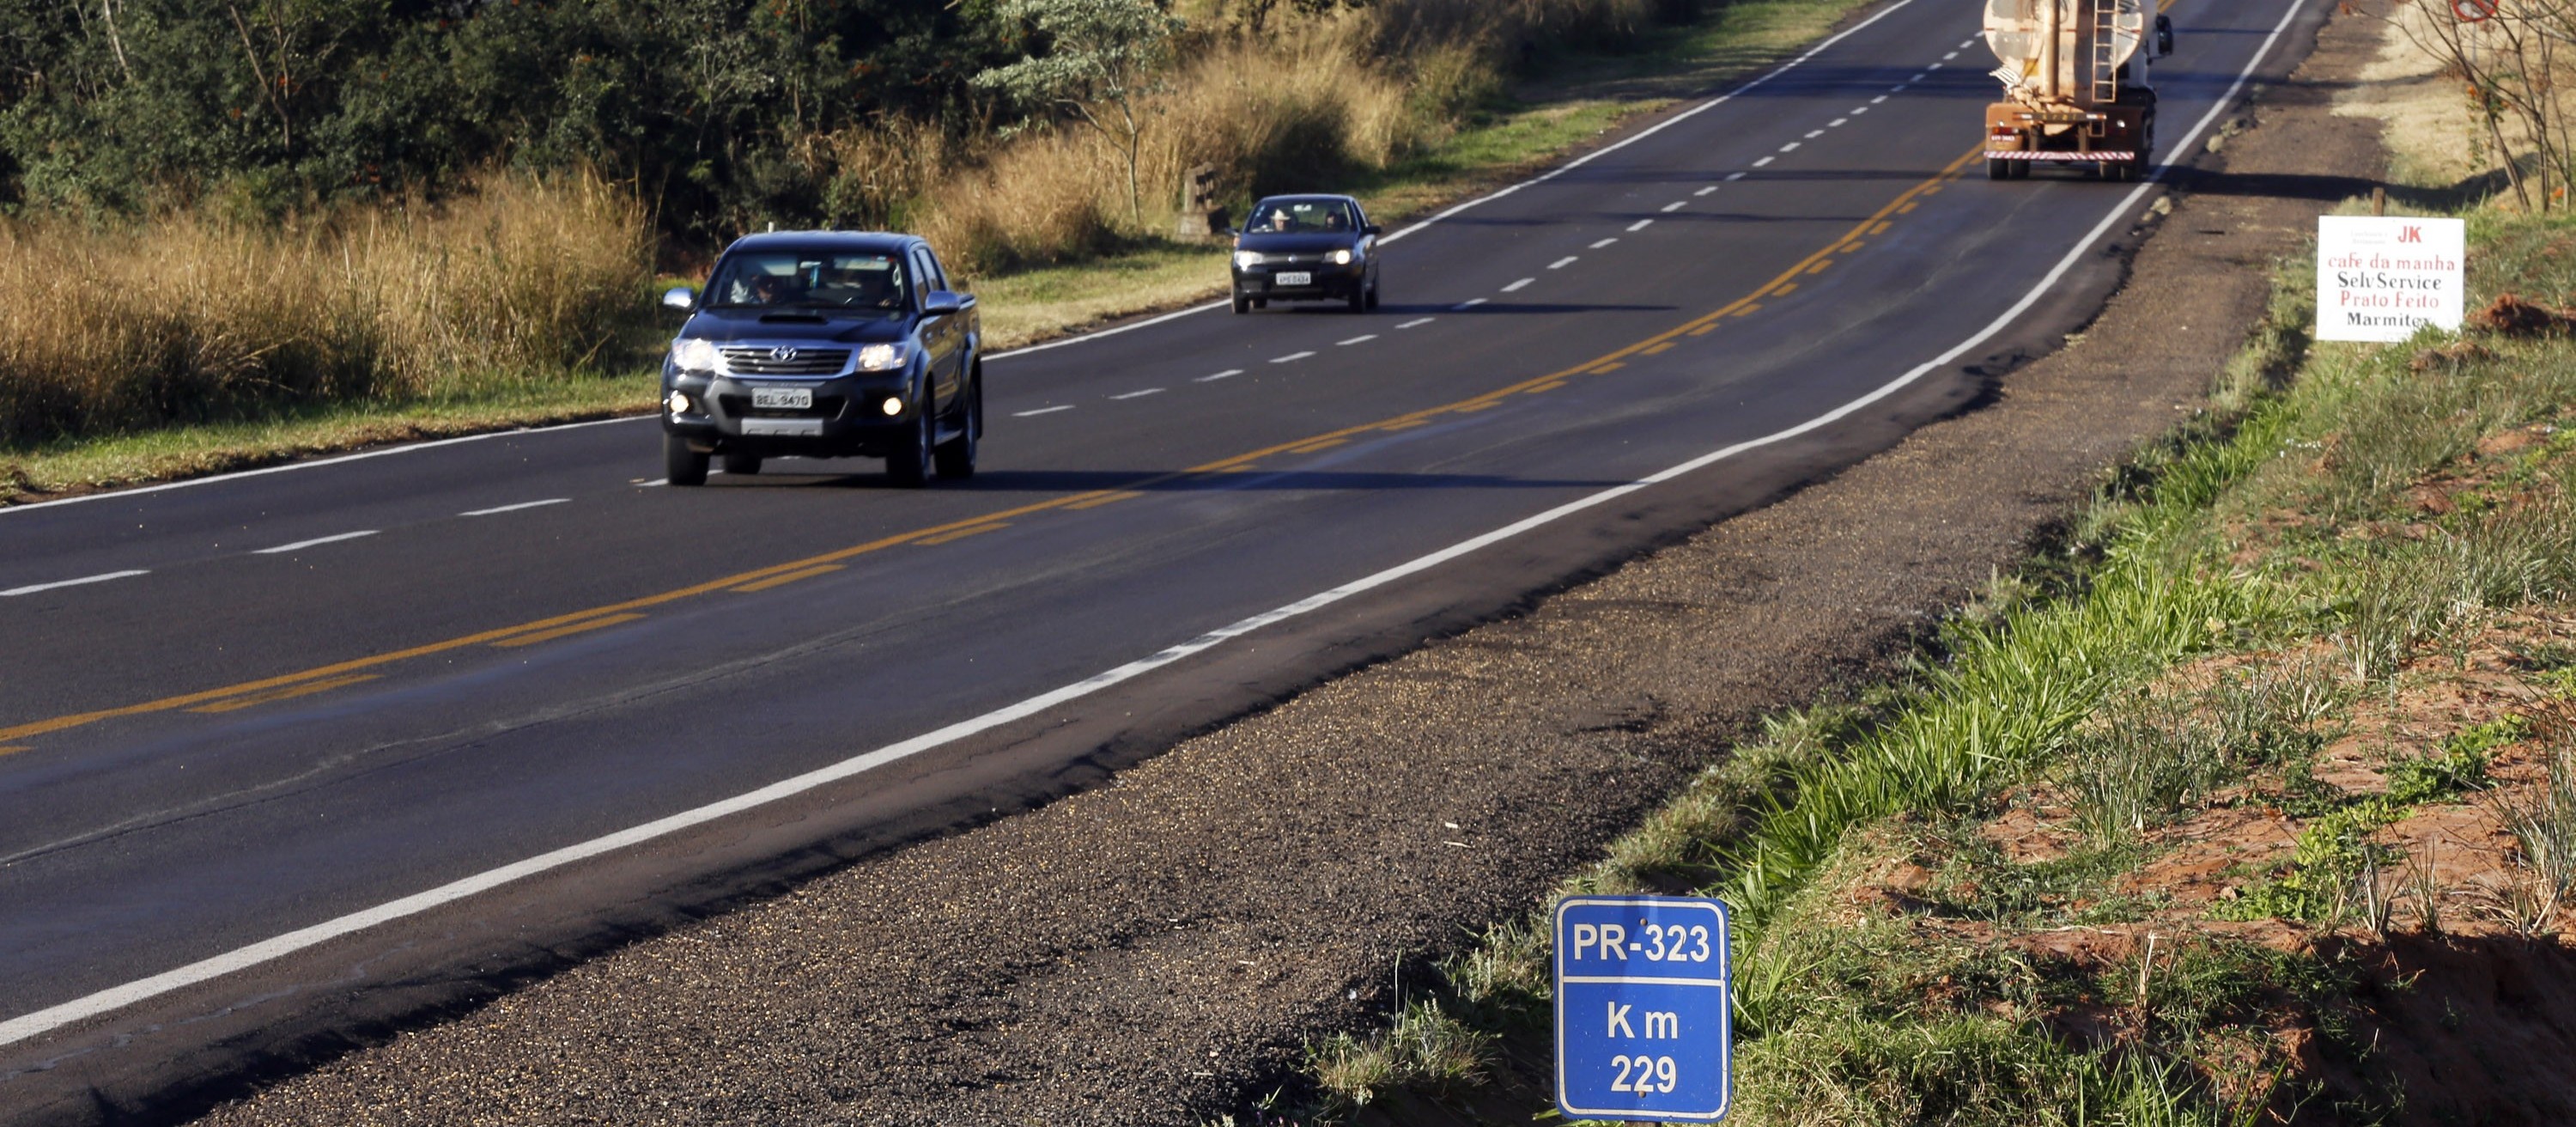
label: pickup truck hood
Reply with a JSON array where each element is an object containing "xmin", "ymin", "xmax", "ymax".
[{"xmin": 679, "ymin": 309, "xmax": 912, "ymax": 344}]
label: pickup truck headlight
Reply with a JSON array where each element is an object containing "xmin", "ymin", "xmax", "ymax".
[
  {"xmin": 1233, "ymin": 250, "xmax": 1265, "ymax": 270},
  {"xmin": 1330, "ymin": 249, "xmax": 1353, "ymax": 265},
  {"xmin": 857, "ymin": 343, "xmax": 908, "ymax": 372},
  {"xmin": 670, "ymin": 338, "xmax": 720, "ymax": 373}
]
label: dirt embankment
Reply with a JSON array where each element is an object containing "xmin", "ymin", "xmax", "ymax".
[{"xmin": 185, "ymin": 11, "xmax": 2385, "ymax": 1127}]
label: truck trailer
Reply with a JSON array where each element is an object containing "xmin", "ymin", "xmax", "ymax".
[{"xmin": 1983, "ymin": 0, "xmax": 2175, "ymax": 180}]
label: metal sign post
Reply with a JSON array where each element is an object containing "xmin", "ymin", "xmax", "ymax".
[{"xmin": 1552, "ymin": 896, "xmax": 1734, "ymax": 1123}]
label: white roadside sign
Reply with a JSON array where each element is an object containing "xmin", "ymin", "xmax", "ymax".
[{"xmin": 2316, "ymin": 215, "xmax": 2466, "ymax": 343}]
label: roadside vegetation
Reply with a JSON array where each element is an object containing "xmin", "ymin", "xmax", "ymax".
[
  {"xmin": 0, "ymin": 0, "xmax": 1872, "ymax": 504},
  {"xmin": 1239, "ymin": 13, "xmax": 2576, "ymax": 1127}
]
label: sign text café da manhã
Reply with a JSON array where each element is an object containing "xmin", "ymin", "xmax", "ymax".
[{"xmin": 2317, "ymin": 214, "xmax": 2466, "ymax": 344}]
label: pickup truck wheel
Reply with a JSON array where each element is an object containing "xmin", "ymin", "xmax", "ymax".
[
  {"xmin": 720, "ymin": 452, "xmax": 762, "ymax": 476},
  {"xmin": 1346, "ymin": 284, "xmax": 1367, "ymax": 314},
  {"xmin": 1365, "ymin": 276, "xmax": 1381, "ymax": 310},
  {"xmin": 665, "ymin": 434, "xmax": 709, "ymax": 487},
  {"xmin": 934, "ymin": 376, "xmax": 979, "ymax": 480},
  {"xmin": 886, "ymin": 400, "xmax": 932, "ymax": 489},
  {"xmin": 1231, "ymin": 289, "xmax": 1251, "ymax": 314}
]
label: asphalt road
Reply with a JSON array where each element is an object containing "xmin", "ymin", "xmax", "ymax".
[{"xmin": 0, "ymin": 0, "xmax": 2326, "ymax": 1117}]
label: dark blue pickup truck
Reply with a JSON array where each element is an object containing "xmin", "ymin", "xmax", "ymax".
[{"xmin": 658, "ymin": 231, "xmax": 981, "ymax": 487}]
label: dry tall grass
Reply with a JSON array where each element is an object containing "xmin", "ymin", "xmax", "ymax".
[
  {"xmin": 900, "ymin": 0, "xmax": 1666, "ymax": 273},
  {"xmin": 0, "ymin": 174, "xmax": 652, "ymax": 446}
]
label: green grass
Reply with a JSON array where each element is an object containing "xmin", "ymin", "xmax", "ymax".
[{"xmin": 1269, "ymin": 193, "xmax": 2576, "ymax": 1122}]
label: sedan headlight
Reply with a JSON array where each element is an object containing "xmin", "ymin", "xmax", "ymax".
[
  {"xmin": 1330, "ymin": 249, "xmax": 1353, "ymax": 265},
  {"xmin": 1233, "ymin": 250, "xmax": 1265, "ymax": 270},
  {"xmin": 670, "ymin": 338, "xmax": 720, "ymax": 373},
  {"xmin": 856, "ymin": 343, "xmax": 908, "ymax": 372}
]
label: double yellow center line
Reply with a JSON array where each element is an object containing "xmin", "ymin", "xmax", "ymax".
[{"xmin": 0, "ymin": 149, "xmax": 1978, "ymax": 750}]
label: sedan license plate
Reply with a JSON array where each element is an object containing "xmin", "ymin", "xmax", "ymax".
[
  {"xmin": 1273, "ymin": 271, "xmax": 1313, "ymax": 287},
  {"xmin": 751, "ymin": 387, "xmax": 812, "ymax": 411},
  {"xmin": 741, "ymin": 417, "xmax": 823, "ymax": 436}
]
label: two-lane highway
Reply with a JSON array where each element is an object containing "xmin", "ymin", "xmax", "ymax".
[{"xmin": 0, "ymin": 0, "xmax": 2328, "ymax": 1117}]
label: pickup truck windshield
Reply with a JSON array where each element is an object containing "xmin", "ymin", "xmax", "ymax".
[{"xmin": 707, "ymin": 252, "xmax": 909, "ymax": 312}]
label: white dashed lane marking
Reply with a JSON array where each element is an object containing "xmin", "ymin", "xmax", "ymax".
[
  {"xmin": 1829, "ymin": 118, "xmax": 1849, "ymax": 128},
  {"xmin": 1695, "ymin": 186, "xmax": 1717, "ymax": 197},
  {"xmin": 1780, "ymin": 142, "xmax": 1801, "ymax": 152},
  {"xmin": 1873, "ymin": 94, "xmax": 1890, "ymax": 104},
  {"xmin": 1194, "ymin": 369, "xmax": 1245, "ymax": 382},
  {"xmin": 255, "ymin": 531, "xmax": 377, "ymax": 555},
  {"xmin": 1753, "ymin": 156, "xmax": 1776, "ymax": 168},
  {"xmin": 1589, "ymin": 237, "xmax": 1619, "ymax": 249},
  {"xmin": 1110, "ymin": 388, "xmax": 1163, "ymax": 400},
  {"xmin": 460, "ymin": 498, "xmax": 568, "ymax": 517},
  {"xmin": 1338, "ymin": 334, "xmax": 1377, "ymax": 346},
  {"xmin": 1804, "ymin": 129, "xmax": 1826, "ymax": 139},
  {"xmin": 1272, "ymin": 350, "xmax": 1316, "ymax": 363},
  {"xmin": 1549, "ymin": 256, "xmax": 1579, "ymax": 270},
  {"xmin": 1454, "ymin": 298, "xmax": 1487, "ymax": 311},
  {"xmin": 1662, "ymin": 201, "xmax": 1687, "ymax": 213},
  {"xmin": 1395, "ymin": 319, "xmax": 1435, "ymax": 329},
  {"xmin": 1943, "ymin": 51, "xmax": 1959, "ymax": 60},
  {"xmin": 1, "ymin": 570, "xmax": 149, "ymax": 598},
  {"xmin": 1501, "ymin": 278, "xmax": 1534, "ymax": 293},
  {"xmin": 1727, "ymin": 172, "xmax": 1748, "ymax": 181},
  {"xmin": 1628, "ymin": 218, "xmax": 1656, "ymax": 231},
  {"xmin": 1013, "ymin": 405, "xmax": 1076, "ymax": 417}
]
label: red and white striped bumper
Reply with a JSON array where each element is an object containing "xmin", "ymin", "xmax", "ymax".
[{"xmin": 1984, "ymin": 149, "xmax": 2138, "ymax": 161}]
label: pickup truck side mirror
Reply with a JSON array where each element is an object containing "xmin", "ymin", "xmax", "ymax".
[
  {"xmin": 2155, "ymin": 15, "xmax": 2173, "ymax": 58},
  {"xmin": 921, "ymin": 289, "xmax": 971, "ymax": 316},
  {"xmin": 660, "ymin": 285, "xmax": 697, "ymax": 313}
]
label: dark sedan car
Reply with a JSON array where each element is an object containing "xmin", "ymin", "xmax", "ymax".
[
  {"xmin": 1229, "ymin": 194, "xmax": 1382, "ymax": 314},
  {"xmin": 658, "ymin": 232, "xmax": 981, "ymax": 488}
]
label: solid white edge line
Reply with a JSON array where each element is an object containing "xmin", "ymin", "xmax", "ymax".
[
  {"xmin": 0, "ymin": 570, "xmax": 149, "ymax": 598},
  {"xmin": 0, "ymin": 0, "xmax": 2302, "ymax": 1052},
  {"xmin": 0, "ymin": 0, "xmax": 1929, "ymax": 519},
  {"xmin": 1012, "ymin": 405, "xmax": 1078, "ymax": 417},
  {"xmin": 0, "ymin": 417, "xmax": 642, "ymax": 518},
  {"xmin": 459, "ymin": 498, "xmax": 570, "ymax": 517},
  {"xmin": 251, "ymin": 530, "xmax": 379, "ymax": 555}
]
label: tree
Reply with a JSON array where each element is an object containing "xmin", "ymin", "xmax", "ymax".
[{"xmin": 972, "ymin": 0, "xmax": 1184, "ymax": 228}]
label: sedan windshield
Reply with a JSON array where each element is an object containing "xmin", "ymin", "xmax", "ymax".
[
  {"xmin": 1246, "ymin": 198, "xmax": 1357, "ymax": 235},
  {"xmin": 707, "ymin": 251, "xmax": 909, "ymax": 312}
]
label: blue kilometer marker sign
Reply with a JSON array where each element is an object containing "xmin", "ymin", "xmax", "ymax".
[{"xmin": 1553, "ymin": 896, "xmax": 1734, "ymax": 1122}]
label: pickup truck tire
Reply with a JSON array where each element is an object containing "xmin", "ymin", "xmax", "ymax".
[
  {"xmin": 721, "ymin": 452, "xmax": 762, "ymax": 476},
  {"xmin": 935, "ymin": 375, "xmax": 980, "ymax": 480},
  {"xmin": 665, "ymin": 434, "xmax": 710, "ymax": 487},
  {"xmin": 887, "ymin": 395, "xmax": 933, "ymax": 489}
]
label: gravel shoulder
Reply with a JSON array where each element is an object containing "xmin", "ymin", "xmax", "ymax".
[{"xmin": 181, "ymin": 9, "xmax": 2382, "ymax": 1127}]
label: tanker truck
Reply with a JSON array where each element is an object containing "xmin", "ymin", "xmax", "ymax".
[{"xmin": 1983, "ymin": 0, "xmax": 2175, "ymax": 180}]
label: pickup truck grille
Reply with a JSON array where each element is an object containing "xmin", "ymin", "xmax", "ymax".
[{"xmin": 721, "ymin": 347, "xmax": 851, "ymax": 376}]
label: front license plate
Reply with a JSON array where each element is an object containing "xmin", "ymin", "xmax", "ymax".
[
  {"xmin": 751, "ymin": 387, "xmax": 812, "ymax": 410},
  {"xmin": 1274, "ymin": 271, "xmax": 1313, "ymax": 287},
  {"xmin": 741, "ymin": 417, "xmax": 823, "ymax": 436}
]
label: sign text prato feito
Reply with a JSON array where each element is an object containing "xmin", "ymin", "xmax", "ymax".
[{"xmin": 2316, "ymin": 215, "xmax": 2466, "ymax": 343}]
